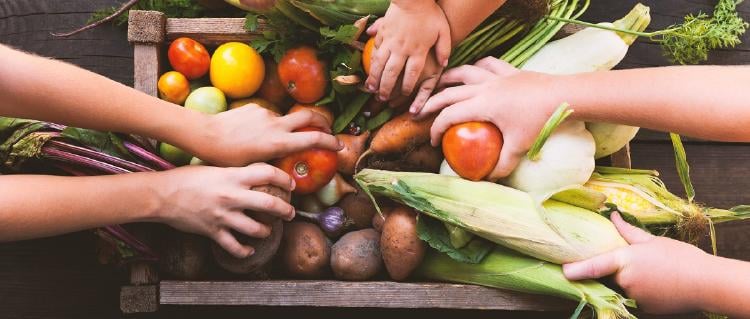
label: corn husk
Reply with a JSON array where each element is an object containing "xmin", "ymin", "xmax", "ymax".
[
  {"xmin": 355, "ymin": 169, "xmax": 627, "ymax": 264},
  {"xmin": 418, "ymin": 247, "xmax": 636, "ymax": 319}
]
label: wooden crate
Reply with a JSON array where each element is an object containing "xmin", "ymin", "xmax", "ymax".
[{"xmin": 123, "ymin": 10, "xmax": 632, "ymax": 314}]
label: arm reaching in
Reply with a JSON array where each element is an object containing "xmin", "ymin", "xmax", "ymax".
[
  {"xmin": 564, "ymin": 212, "xmax": 750, "ymax": 317},
  {"xmin": 0, "ymin": 44, "xmax": 342, "ymax": 166},
  {"xmin": 416, "ymin": 58, "xmax": 750, "ymax": 179}
]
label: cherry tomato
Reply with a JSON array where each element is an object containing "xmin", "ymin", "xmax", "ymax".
[
  {"xmin": 257, "ymin": 59, "xmax": 289, "ymax": 108},
  {"xmin": 275, "ymin": 127, "xmax": 337, "ymax": 194},
  {"xmin": 277, "ymin": 46, "xmax": 327, "ymax": 104},
  {"xmin": 168, "ymin": 37, "xmax": 210, "ymax": 80},
  {"xmin": 442, "ymin": 122, "xmax": 503, "ymax": 181},
  {"xmin": 288, "ymin": 103, "xmax": 334, "ymax": 128},
  {"xmin": 157, "ymin": 71, "xmax": 190, "ymax": 105}
]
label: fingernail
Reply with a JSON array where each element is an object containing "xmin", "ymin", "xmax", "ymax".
[
  {"xmin": 288, "ymin": 207, "xmax": 296, "ymax": 221},
  {"xmin": 291, "ymin": 179, "xmax": 296, "ymax": 191},
  {"xmin": 246, "ymin": 247, "xmax": 255, "ymax": 257},
  {"xmin": 367, "ymin": 84, "xmax": 376, "ymax": 92},
  {"xmin": 442, "ymin": 59, "xmax": 449, "ymax": 67},
  {"xmin": 379, "ymin": 94, "xmax": 388, "ymax": 101}
]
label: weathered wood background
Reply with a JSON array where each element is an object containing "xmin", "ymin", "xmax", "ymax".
[{"xmin": 1, "ymin": 0, "xmax": 749, "ymax": 318}]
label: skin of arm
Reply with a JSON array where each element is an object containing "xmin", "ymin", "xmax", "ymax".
[
  {"xmin": 0, "ymin": 164, "xmax": 297, "ymax": 258},
  {"xmin": 563, "ymin": 212, "xmax": 750, "ymax": 317},
  {"xmin": 418, "ymin": 58, "xmax": 750, "ymax": 178},
  {"xmin": 0, "ymin": 45, "xmax": 342, "ymax": 257},
  {"xmin": 0, "ymin": 44, "xmax": 341, "ymax": 167}
]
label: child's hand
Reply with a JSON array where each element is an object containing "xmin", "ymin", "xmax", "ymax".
[
  {"xmin": 365, "ymin": 0, "xmax": 451, "ymax": 101},
  {"xmin": 154, "ymin": 163, "xmax": 295, "ymax": 258},
  {"xmin": 563, "ymin": 212, "xmax": 709, "ymax": 315},
  {"xmin": 415, "ymin": 57, "xmax": 560, "ymax": 180},
  {"xmin": 184, "ymin": 105, "xmax": 342, "ymax": 166}
]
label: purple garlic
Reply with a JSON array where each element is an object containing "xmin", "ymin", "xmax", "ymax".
[{"xmin": 296, "ymin": 207, "xmax": 349, "ymax": 234}]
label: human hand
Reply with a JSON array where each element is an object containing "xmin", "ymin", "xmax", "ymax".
[
  {"xmin": 364, "ymin": 0, "xmax": 451, "ymax": 101},
  {"xmin": 415, "ymin": 57, "xmax": 561, "ymax": 179},
  {"xmin": 181, "ymin": 104, "xmax": 342, "ymax": 166},
  {"xmin": 152, "ymin": 163, "xmax": 295, "ymax": 258},
  {"xmin": 563, "ymin": 212, "xmax": 710, "ymax": 315}
]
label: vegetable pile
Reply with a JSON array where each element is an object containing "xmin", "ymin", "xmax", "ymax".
[{"xmin": 4, "ymin": 0, "xmax": 749, "ymax": 317}]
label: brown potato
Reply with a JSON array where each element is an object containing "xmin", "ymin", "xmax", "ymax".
[
  {"xmin": 279, "ymin": 221, "xmax": 331, "ymax": 278},
  {"xmin": 331, "ymin": 229, "xmax": 383, "ymax": 281},
  {"xmin": 381, "ymin": 206, "xmax": 425, "ymax": 281},
  {"xmin": 212, "ymin": 185, "xmax": 289, "ymax": 274},
  {"xmin": 339, "ymin": 185, "xmax": 378, "ymax": 229}
]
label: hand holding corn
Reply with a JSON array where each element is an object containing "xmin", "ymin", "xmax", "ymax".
[{"xmin": 564, "ymin": 212, "xmax": 750, "ymax": 317}]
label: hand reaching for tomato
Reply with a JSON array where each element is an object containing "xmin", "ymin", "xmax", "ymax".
[
  {"xmin": 364, "ymin": 0, "xmax": 451, "ymax": 101},
  {"xmin": 414, "ymin": 57, "xmax": 561, "ymax": 180},
  {"xmin": 175, "ymin": 105, "xmax": 343, "ymax": 167}
]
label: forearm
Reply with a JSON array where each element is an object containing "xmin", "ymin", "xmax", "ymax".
[
  {"xmin": 0, "ymin": 173, "xmax": 162, "ymax": 241},
  {"xmin": 695, "ymin": 254, "xmax": 750, "ymax": 317},
  {"xmin": 556, "ymin": 66, "xmax": 750, "ymax": 142},
  {"xmin": 438, "ymin": 0, "xmax": 508, "ymax": 47},
  {"xmin": 0, "ymin": 44, "xmax": 206, "ymax": 149}
]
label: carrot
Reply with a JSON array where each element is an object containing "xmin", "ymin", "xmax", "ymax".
[
  {"xmin": 336, "ymin": 131, "xmax": 370, "ymax": 175},
  {"xmin": 369, "ymin": 112, "xmax": 436, "ymax": 154}
]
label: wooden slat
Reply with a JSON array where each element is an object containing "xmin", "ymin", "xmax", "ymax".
[
  {"xmin": 166, "ymin": 18, "xmax": 267, "ymax": 45},
  {"xmin": 160, "ymin": 280, "xmax": 576, "ymax": 310}
]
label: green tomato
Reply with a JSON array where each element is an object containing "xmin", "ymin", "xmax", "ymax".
[
  {"xmin": 160, "ymin": 142, "xmax": 192, "ymax": 166},
  {"xmin": 185, "ymin": 86, "xmax": 227, "ymax": 114}
]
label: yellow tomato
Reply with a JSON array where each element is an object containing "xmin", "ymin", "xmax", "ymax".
[
  {"xmin": 157, "ymin": 71, "xmax": 190, "ymax": 105},
  {"xmin": 229, "ymin": 97, "xmax": 281, "ymax": 114},
  {"xmin": 210, "ymin": 42, "xmax": 265, "ymax": 99}
]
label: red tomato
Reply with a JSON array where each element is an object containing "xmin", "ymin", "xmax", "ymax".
[
  {"xmin": 288, "ymin": 103, "xmax": 334, "ymax": 128},
  {"xmin": 277, "ymin": 46, "xmax": 327, "ymax": 104},
  {"xmin": 442, "ymin": 122, "xmax": 503, "ymax": 181},
  {"xmin": 257, "ymin": 59, "xmax": 290, "ymax": 108},
  {"xmin": 168, "ymin": 37, "xmax": 210, "ymax": 80},
  {"xmin": 275, "ymin": 127, "xmax": 338, "ymax": 194}
]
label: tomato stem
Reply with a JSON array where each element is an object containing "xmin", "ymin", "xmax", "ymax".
[{"xmin": 294, "ymin": 161, "xmax": 309, "ymax": 176}]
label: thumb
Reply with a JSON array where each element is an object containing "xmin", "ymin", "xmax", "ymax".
[
  {"xmin": 611, "ymin": 212, "xmax": 654, "ymax": 244},
  {"xmin": 366, "ymin": 18, "xmax": 382, "ymax": 36},
  {"xmin": 487, "ymin": 135, "xmax": 524, "ymax": 181},
  {"xmin": 435, "ymin": 26, "xmax": 452, "ymax": 68},
  {"xmin": 563, "ymin": 250, "xmax": 623, "ymax": 281}
]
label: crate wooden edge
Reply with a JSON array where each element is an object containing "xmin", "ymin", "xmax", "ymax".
[
  {"xmin": 123, "ymin": 10, "xmax": 632, "ymax": 313},
  {"xmin": 159, "ymin": 280, "xmax": 576, "ymax": 311}
]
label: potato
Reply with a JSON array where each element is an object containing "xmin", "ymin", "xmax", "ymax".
[
  {"xmin": 339, "ymin": 185, "xmax": 378, "ymax": 229},
  {"xmin": 331, "ymin": 229, "xmax": 383, "ymax": 280},
  {"xmin": 279, "ymin": 221, "xmax": 331, "ymax": 278},
  {"xmin": 212, "ymin": 185, "xmax": 289, "ymax": 274},
  {"xmin": 381, "ymin": 206, "xmax": 425, "ymax": 281},
  {"xmin": 158, "ymin": 229, "xmax": 209, "ymax": 280}
]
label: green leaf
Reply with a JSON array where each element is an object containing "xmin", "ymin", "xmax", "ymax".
[
  {"xmin": 333, "ymin": 93, "xmax": 370, "ymax": 134},
  {"xmin": 244, "ymin": 13, "xmax": 260, "ymax": 32},
  {"xmin": 527, "ymin": 103, "xmax": 572, "ymax": 161},
  {"xmin": 61, "ymin": 128, "xmax": 131, "ymax": 159},
  {"xmin": 250, "ymin": 37, "xmax": 275, "ymax": 53},
  {"xmin": 0, "ymin": 118, "xmax": 52, "ymax": 167},
  {"xmin": 670, "ymin": 133, "xmax": 695, "ymax": 203},
  {"xmin": 417, "ymin": 214, "xmax": 494, "ymax": 264},
  {"xmin": 365, "ymin": 108, "xmax": 393, "ymax": 131}
]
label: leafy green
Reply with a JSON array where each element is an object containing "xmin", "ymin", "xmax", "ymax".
[
  {"xmin": 660, "ymin": 0, "xmax": 748, "ymax": 64},
  {"xmin": 332, "ymin": 93, "xmax": 370, "ymax": 133},
  {"xmin": 417, "ymin": 215, "xmax": 494, "ymax": 264},
  {"xmin": 365, "ymin": 108, "xmax": 393, "ymax": 131},
  {"xmin": 0, "ymin": 118, "xmax": 51, "ymax": 168},
  {"xmin": 244, "ymin": 12, "xmax": 261, "ymax": 32},
  {"xmin": 61, "ymin": 128, "xmax": 132, "ymax": 160}
]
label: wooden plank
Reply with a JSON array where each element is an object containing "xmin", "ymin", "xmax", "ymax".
[
  {"xmin": 166, "ymin": 18, "xmax": 266, "ymax": 45},
  {"xmin": 132, "ymin": 44, "xmax": 161, "ymax": 97},
  {"xmin": 127, "ymin": 10, "xmax": 166, "ymax": 44},
  {"xmin": 159, "ymin": 280, "xmax": 576, "ymax": 311}
]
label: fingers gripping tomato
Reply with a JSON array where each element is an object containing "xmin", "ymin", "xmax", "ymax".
[
  {"xmin": 277, "ymin": 46, "xmax": 327, "ymax": 104},
  {"xmin": 168, "ymin": 38, "xmax": 210, "ymax": 80},
  {"xmin": 442, "ymin": 122, "xmax": 503, "ymax": 181},
  {"xmin": 275, "ymin": 127, "xmax": 338, "ymax": 194}
]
